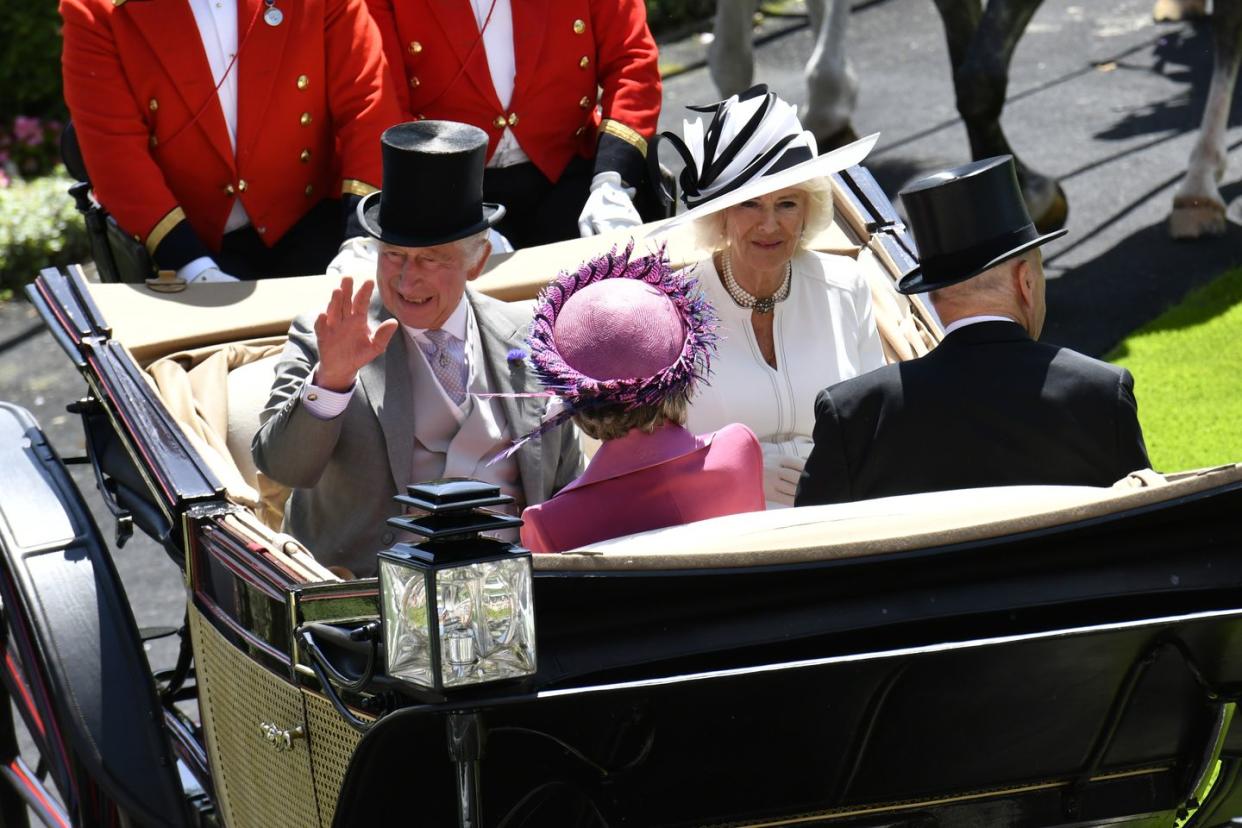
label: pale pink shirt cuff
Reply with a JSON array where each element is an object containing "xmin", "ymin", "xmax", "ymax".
[{"xmin": 301, "ymin": 364, "xmax": 354, "ymax": 420}]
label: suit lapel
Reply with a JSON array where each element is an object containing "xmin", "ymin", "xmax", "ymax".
[
  {"xmin": 469, "ymin": 292, "xmax": 543, "ymax": 500},
  {"xmin": 123, "ymin": 1, "xmax": 233, "ymax": 168},
  {"xmin": 510, "ymin": 0, "xmax": 548, "ymax": 103},
  {"xmin": 236, "ymin": 0, "xmax": 291, "ymax": 163},
  {"xmin": 424, "ymin": 0, "xmax": 503, "ymax": 107},
  {"xmin": 358, "ymin": 306, "xmax": 415, "ymax": 495}
]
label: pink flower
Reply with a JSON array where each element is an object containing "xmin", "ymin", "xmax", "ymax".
[
  {"xmin": 0, "ymin": 169, "xmax": 10, "ymax": 189},
  {"xmin": 13, "ymin": 115, "xmax": 43, "ymax": 147}
]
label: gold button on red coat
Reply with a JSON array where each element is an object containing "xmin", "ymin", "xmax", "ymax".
[
  {"xmin": 224, "ymin": 183, "xmax": 235, "ymax": 195},
  {"xmin": 305, "ymin": 184, "xmax": 314, "ymax": 197},
  {"xmin": 573, "ymin": 19, "xmax": 585, "ymax": 34},
  {"xmin": 409, "ymin": 76, "xmax": 420, "ymax": 88},
  {"xmin": 493, "ymin": 115, "xmax": 507, "ymax": 129},
  {"xmin": 148, "ymin": 98, "xmax": 158, "ymax": 111},
  {"xmin": 409, "ymin": 40, "xmax": 422, "ymax": 53},
  {"xmin": 237, "ymin": 179, "xmax": 248, "ymax": 192},
  {"xmin": 296, "ymin": 74, "xmax": 309, "ymax": 90},
  {"xmin": 579, "ymin": 56, "xmax": 589, "ymax": 69},
  {"xmin": 579, "ymin": 96, "xmax": 591, "ymax": 109},
  {"xmin": 508, "ymin": 113, "xmax": 518, "ymax": 126},
  {"xmin": 300, "ymin": 149, "xmax": 311, "ymax": 163},
  {"xmin": 300, "ymin": 112, "xmax": 312, "ymax": 126}
]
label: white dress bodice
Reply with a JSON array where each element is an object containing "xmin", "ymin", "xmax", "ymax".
[{"xmin": 684, "ymin": 249, "xmax": 885, "ymax": 462}]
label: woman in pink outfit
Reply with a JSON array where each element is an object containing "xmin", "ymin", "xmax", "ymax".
[{"xmin": 513, "ymin": 245, "xmax": 765, "ymax": 553}]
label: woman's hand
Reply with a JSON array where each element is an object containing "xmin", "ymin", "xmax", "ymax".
[{"xmin": 314, "ymin": 277, "xmax": 398, "ymax": 392}]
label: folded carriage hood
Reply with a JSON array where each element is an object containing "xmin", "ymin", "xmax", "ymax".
[{"xmin": 533, "ymin": 464, "xmax": 1242, "ymax": 570}]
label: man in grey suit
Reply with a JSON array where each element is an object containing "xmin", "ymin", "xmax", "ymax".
[{"xmin": 253, "ymin": 121, "xmax": 583, "ymax": 575}]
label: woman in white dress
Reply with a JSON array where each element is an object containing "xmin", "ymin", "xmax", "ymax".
[{"xmin": 652, "ymin": 85, "xmax": 885, "ymax": 506}]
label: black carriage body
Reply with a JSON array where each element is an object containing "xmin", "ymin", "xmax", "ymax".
[{"xmin": 3, "ymin": 172, "xmax": 1242, "ymax": 827}]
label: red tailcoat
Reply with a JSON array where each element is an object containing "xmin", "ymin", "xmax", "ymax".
[
  {"xmin": 365, "ymin": 0, "xmax": 661, "ymax": 184},
  {"xmin": 60, "ymin": 0, "xmax": 401, "ymax": 257}
]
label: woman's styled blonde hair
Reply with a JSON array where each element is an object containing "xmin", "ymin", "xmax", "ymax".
[
  {"xmin": 572, "ymin": 396, "xmax": 690, "ymax": 442},
  {"xmin": 689, "ymin": 176, "xmax": 835, "ymax": 253}
]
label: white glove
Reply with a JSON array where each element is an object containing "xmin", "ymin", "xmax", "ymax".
[
  {"xmin": 326, "ymin": 236, "xmax": 378, "ymax": 277},
  {"xmin": 177, "ymin": 256, "xmax": 240, "ymax": 283},
  {"xmin": 176, "ymin": 256, "xmax": 239, "ymax": 283},
  {"xmin": 763, "ymin": 453, "xmax": 805, "ymax": 508},
  {"xmin": 577, "ymin": 172, "xmax": 642, "ymax": 237},
  {"xmin": 192, "ymin": 267, "xmax": 240, "ymax": 283}
]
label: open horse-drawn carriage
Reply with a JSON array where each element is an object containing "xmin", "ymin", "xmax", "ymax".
[{"xmin": 2, "ymin": 167, "xmax": 1242, "ymax": 827}]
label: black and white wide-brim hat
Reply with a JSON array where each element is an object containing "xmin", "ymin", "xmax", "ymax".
[{"xmin": 648, "ymin": 85, "xmax": 878, "ymax": 233}]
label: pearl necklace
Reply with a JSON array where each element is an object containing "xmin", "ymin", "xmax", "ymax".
[{"xmin": 720, "ymin": 251, "xmax": 792, "ymax": 315}]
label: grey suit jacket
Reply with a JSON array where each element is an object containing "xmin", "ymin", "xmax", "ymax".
[{"xmin": 252, "ymin": 289, "xmax": 584, "ymax": 575}]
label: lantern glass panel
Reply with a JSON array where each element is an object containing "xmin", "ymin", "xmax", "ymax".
[
  {"xmin": 380, "ymin": 559, "xmax": 435, "ymax": 688},
  {"xmin": 437, "ymin": 556, "xmax": 536, "ymax": 687}
]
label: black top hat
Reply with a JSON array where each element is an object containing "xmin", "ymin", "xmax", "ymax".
[
  {"xmin": 895, "ymin": 156, "xmax": 1066, "ymax": 295},
  {"xmin": 358, "ymin": 121, "xmax": 505, "ymax": 248}
]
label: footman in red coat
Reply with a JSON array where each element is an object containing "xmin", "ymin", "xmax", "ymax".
[
  {"xmin": 366, "ymin": 0, "xmax": 662, "ymax": 247},
  {"xmin": 60, "ymin": 0, "xmax": 402, "ymax": 281}
]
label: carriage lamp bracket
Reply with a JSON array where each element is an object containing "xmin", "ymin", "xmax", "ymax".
[{"xmin": 297, "ymin": 621, "xmax": 382, "ymax": 734}]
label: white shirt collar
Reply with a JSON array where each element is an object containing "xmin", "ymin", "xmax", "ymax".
[
  {"xmin": 942, "ymin": 314, "xmax": 1018, "ymax": 336},
  {"xmin": 403, "ymin": 293, "xmax": 470, "ymax": 345}
]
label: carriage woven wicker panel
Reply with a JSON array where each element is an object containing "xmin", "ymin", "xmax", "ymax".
[
  {"xmin": 190, "ymin": 607, "xmax": 323, "ymax": 827},
  {"xmin": 302, "ymin": 686, "xmax": 370, "ymax": 825}
]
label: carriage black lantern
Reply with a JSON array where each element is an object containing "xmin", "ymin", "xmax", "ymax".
[{"xmin": 377, "ymin": 479, "xmax": 537, "ymax": 698}]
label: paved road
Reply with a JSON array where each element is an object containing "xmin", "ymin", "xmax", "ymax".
[{"xmin": 0, "ymin": 0, "xmax": 1239, "ymax": 785}]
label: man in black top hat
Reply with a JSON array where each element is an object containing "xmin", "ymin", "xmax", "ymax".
[
  {"xmin": 795, "ymin": 156, "xmax": 1150, "ymax": 507},
  {"xmin": 254, "ymin": 121, "xmax": 584, "ymax": 576}
]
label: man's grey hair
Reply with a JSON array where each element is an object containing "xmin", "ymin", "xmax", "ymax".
[
  {"xmin": 457, "ymin": 229, "xmax": 492, "ymax": 267},
  {"xmin": 928, "ymin": 249, "xmax": 1037, "ymax": 306}
]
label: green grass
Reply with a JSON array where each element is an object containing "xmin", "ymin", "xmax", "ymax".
[{"xmin": 1106, "ymin": 267, "xmax": 1242, "ymax": 473}]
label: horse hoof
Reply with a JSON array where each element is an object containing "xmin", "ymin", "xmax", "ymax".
[
  {"xmin": 1031, "ymin": 182, "xmax": 1069, "ymax": 234},
  {"xmin": 1169, "ymin": 195, "xmax": 1227, "ymax": 239},
  {"xmin": 816, "ymin": 124, "xmax": 860, "ymax": 152},
  {"xmin": 1152, "ymin": 0, "xmax": 1206, "ymax": 22}
]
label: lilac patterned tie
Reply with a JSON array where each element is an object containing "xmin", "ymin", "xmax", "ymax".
[{"xmin": 421, "ymin": 329, "xmax": 467, "ymax": 405}]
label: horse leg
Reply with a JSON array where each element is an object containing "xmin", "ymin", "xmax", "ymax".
[
  {"xmin": 937, "ymin": 0, "xmax": 1069, "ymax": 232},
  {"xmin": 932, "ymin": 0, "xmax": 984, "ymax": 69},
  {"xmin": 1170, "ymin": 0, "xmax": 1242, "ymax": 239},
  {"xmin": 802, "ymin": 0, "xmax": 860, "ymax": 149},
  {"xmin": 710, "ymin": 0, "xmax": 759, "ymax": 97}
]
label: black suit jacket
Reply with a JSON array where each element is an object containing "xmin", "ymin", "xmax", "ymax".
[{"xmin": 795, "ymin": 321, "xmax": 1151, "ymax": 506}]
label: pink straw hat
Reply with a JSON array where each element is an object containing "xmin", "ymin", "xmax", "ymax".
[
  {"xmin": 494, "ymin": 242, "xmax": 718, "ymax": 459},
  {"xmin": 555, "ymin": 279, "xmax": 688, "ymax": 382}
]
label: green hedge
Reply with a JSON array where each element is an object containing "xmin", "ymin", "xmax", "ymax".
[
  {"xmin": 0, "ymin": 168, "xmax": 90, "ymax": 300},
  {"xmin": 0, "ymin": 4, "xmax": 65, "ymax": 123}
]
